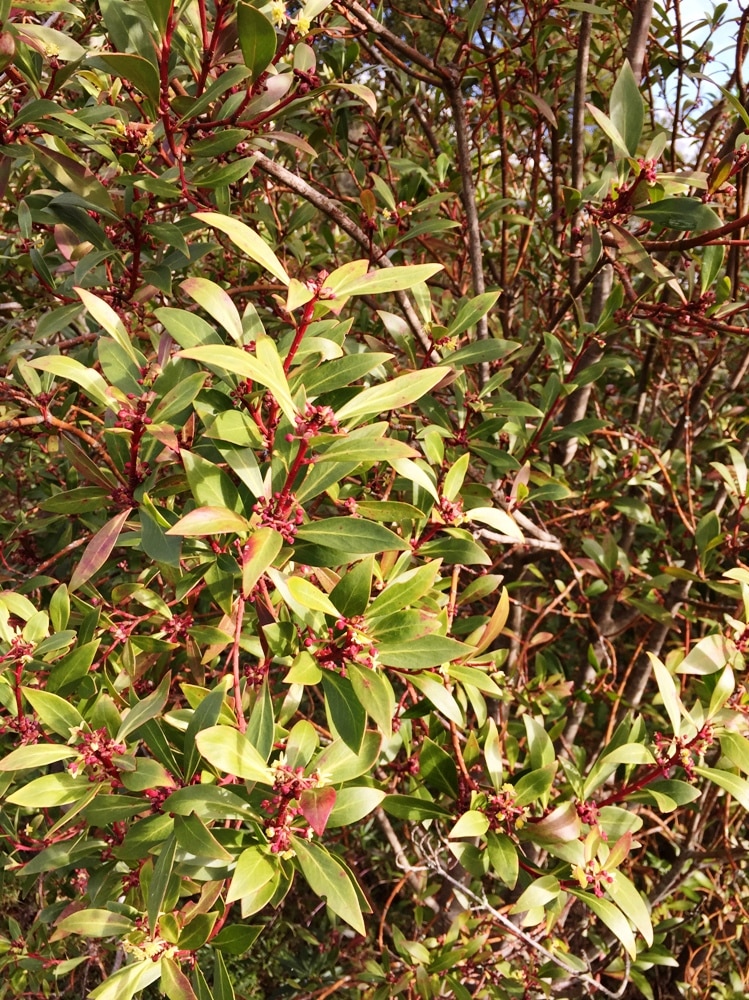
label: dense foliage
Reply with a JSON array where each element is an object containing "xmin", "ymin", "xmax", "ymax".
[{"xmin": 2, "ymin": 0, "xmax": 749, "ymax": 997}]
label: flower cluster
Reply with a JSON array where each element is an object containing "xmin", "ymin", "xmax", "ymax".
[
  {"xmin": 653, "ymin": 724, "xmax": 713, "ymax": 782},
  {"xmin": 252, "ymin": 492, "xmax": 304, "ymax": 544},
  {"xmin": 303, "ymin": 616, "xmax": 377, "ymax": 671},
  {"xmin": 287, "ymin": 402, "xmax": 341, "ymax": 442},
  {"xmin": 261, "ymin": 763, "xmax": 318, "ymax": 855},
  {"xmin": 572, "ymin": 859, "xmax": 613, "ymax": 898},
  {"xmin": 69, "ymin": 727, "xmax": 126, "ymax": 782},
  {"xmin": 483, "ymin": 786, "xmax": 528, "ymax": 834}
]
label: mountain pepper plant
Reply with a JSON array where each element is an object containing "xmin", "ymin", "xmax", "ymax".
[{"xmin": 2, "ymin": 0, "xmax": 749, "ymax": 998}]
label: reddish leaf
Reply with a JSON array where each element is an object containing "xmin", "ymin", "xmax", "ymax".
[
  {"xmin": 69, "ymin": 508, "xmax": 132, "ymax": 592},
  {"xmin": 300, "ymin": 786, "xmax": 337, "ymax": 836}
]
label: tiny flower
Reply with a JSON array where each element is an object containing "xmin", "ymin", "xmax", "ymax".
[{"xmin": 270, "ymin": 1, "xmax": 286, "ymax": 27}]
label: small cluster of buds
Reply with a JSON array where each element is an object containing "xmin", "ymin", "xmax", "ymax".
[
  {"xmin": 303, "ymin": 616, "xmax": 377, "ymax": 671},
  {"xmin": 261, "ymin": 763, "xmax": 318, "ymax": 855},
  {"xmin": 115, "ymin": 394, "xmax": 152, "ymax": 432},
  {"xmin": 484, "ymin": 786, "xmax": 528, "ymax": 834},
  {"xmin": 69, "ymin": 727, "xmax": 126, "ymax": 783},
  {"xmin": 653, "ymin": 724, "xmax": 713, "ymax": 782},
  {"xmin": 437, "ymin": 495, "xmax": 464, "ymax": 525},
  {"xmin": 573, "ymin": 859, "xmax": 613, "ymax": 898},
  {"xmin": 286, "ymin": 403, "xmax": 341, "ymax": 442},
  {"xmin": 161, "ymin": 612, "xmax": 193, "ymax": 643},
  {"xmin": 1, "ymin": 714, "xmax": 41, "ymax": 744},
  {"xmin": 575, "ymin": 799, "xmax": 601, "ymax": 827},
  {"xmin": 0, "ymin": 635, "xmax": 34, "ymax": 665},
  {"xmin": 252, "ymin": 492, "xmax": 304, "ymax": 544},
  {"xmin": 637, "ymin": 158, "xmax": 658, "ymax": 183},
  {"xmin": 143, "ymin": 786, "xmax": 171, "ymax": 811}
]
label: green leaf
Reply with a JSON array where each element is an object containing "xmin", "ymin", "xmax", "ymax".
[
  {"xmin": 348, "ymin": 662, "xmax": 395, "ymax": 737},
  {"xmin": 719, "ymin": 731, "xmax": 749, "ymax": 775},
  {"xmin": 569, "ymin": 889, "xmax": 637, "ymax": 959},
  {"xmin": 180, "ymin": 278, "xmax": 243, "ymax": 342},
  {"xmin": 314, "ymin": 732, "xmax": 381, "ymax": 783},
  {"xmin": 419, "ymin": 736, "xmax": 459, "ymax": 796},
  {"xmin": 161, "ymin": 958, "xmax": 200, "ymax": 1000},
  {"xmin": 193, "ymin": 213, "xmax": 289, "ymax": 285},
  {"xmin": 695, "ymin": 765, "xmax": 749, "ymax": 810},
  {"xmin": 226, "ymin": 846, "xmax": 277, "ymax": 904},
  {"xmin": 195, "ymin": 726, "xmax": 274, "ymax": 784},
  {"xmin": 183, "ymin": 684, "xmax": 230, "ymax": 782},
  {"xmin": 88, "ymin": 959, "xmax": 162, "ymax": 1000},
  {"xmin": 296, "ymin": 518, "xmax": 408, "ymax": 555},
  {"xmin": 237, "ymin": 2, "xmax": 277, "ymax": 81},
  {"xmin": 96, "ymin": 53, "xmax": 160, "ymax": 104},
  {"xmin": 509, "ymin": 875, "xmax": 561, "ymax": 914},
  {"xmin": 177, "ymin": 343, "xmax": 297, "ymax": 423},
  {"xmin": 182, "ymin": 451, "xmax": 241, "ymax": 513},
  {"xmin": 148, "ymin": 832, "xmax": 176, "ymax": 931},
  {"xmin": 7, "ymin": 771, "xmax": 88, "ymax": 807},
  {"xmin": 676, "ymin": 633, "xmax": 732, "ymax": 675},
  {"xmin": 117, "ymin": 672, "xmax": 172, "ymax": 741},
  {"xmin": 165, "ymin": 785, "xmax": 257, "ymax": 822},
  {"xmin": 75, "ymin": 287, "xmax": 139, "ymax": 363},
  {"xmin": 486, "ymin": 831, "xmax": 518, "ymax": 889},
  {"xmin": 29, "ymin": 355, "xmax": 114, "ymax": 410},
  {"xmin": 649, "ymin": 653, "xmax": 683, "ymax": 736},
  {"xmin": 636, "ymin": 198, "xmax": 721, "ymax": 233},
  {"xmin": 291, "ymin": 837, "xmax": 365, "ymax": 934},
  {"xmin": 466, "ymin": 506, "xmax": 523, "ymax": 540},
  {"xmin": 326, "ymin": 786, "xmax": 386, "ymax": 827},
  {"xmin": 366, "ymin": 561, "xmax": 441, "ymax": 619},
  {"xmin": 22, "ymin": 687, "xmax": 84, "ymax": 738},
  {"xmin": 336, "ymin": 368, "xmax": 450, "ymax": 424},
  {"xmin": 447, "ymin": 291, "xmax": 501, "ymax": 337},
  {"xmin": 166, "ymin": 507, "xmax": 250, "ymax": 537},
  {"xmin": 54, "ymin": 909, "xmax": 135, "ymax": 938},
  {"xmin": 378, "ymin": 634, "xmax": 472, "ymax": 670},
  {"xmin": 322, "ymin": 671, "xmax": 366, "ymax": 752},
  {"xmin": 329, "ymin": 262, "xmax": 443, "ymax": 298},
  {"xmin": 381, "ymin": 794, "xmax": 451, "ymax": 820},
  {"xmin": 610, "ymin": 60, "xmax": 643, "ymax": 156},
  {"xmin": 607, "ymin": 870, "xmax": 654, "ymax": 947},
  {"xmin": 0, "ymin": 744, "xmax": 78, "ymax": 770},
  {"xmin": 449, "ymin": 810, "xmax": 489, "ymax": 838}
]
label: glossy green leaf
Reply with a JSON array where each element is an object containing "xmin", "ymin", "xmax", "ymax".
[
  {"xmin": 88, "ymin": 959, "xmax": 161, "ymax": 1000},
  {"xmin": 22, "ymin": 687, "xmax": 85, "ymax": 738},
  {"xmin": 569, "ymin": 889, "xmax": 637, "ymax": 959},
  {"xmin": 336, "ymin": 368, "xmax": 451, "ymax": 424},
  {"xmin": 193, "ymin": 213, "xmax": 289, "ymax": 285},
  {"xmin": 195, "ymin": 726, "xmax": 274, "ymax": 784},
  {"xmin": 29, "ymin": 355, "xmax": 114, "ymax": 410},
  {"xmin": 291, "ymin": 837, "xmax": 365, "ymax": 934},
  {"xmin": 0, "ymin": 743, "xmax": 78, "ymax": 770},
  {"xmin": 237, "ymin": 2, "xmax": 277, "ymax": 81},
  {"xmin": 296, "ymin": 518, "xmax": 408, "ymax": 555},
  {"xmin": 166, "ymin": 507, "xmax": 250, "ymax": 536},
  {"xmin": 610, "ymin": 59, "xmax": 643, "ymax": 156}
]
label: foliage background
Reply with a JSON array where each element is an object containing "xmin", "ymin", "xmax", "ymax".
[{"xmin": 2, "ymin": 0, "xmax": 749, "ymax": 998}]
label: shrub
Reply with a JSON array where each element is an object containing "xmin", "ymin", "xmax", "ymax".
[{"xmin": 2, "ymin": 2, "xmax": 749, "ymax": 999}]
